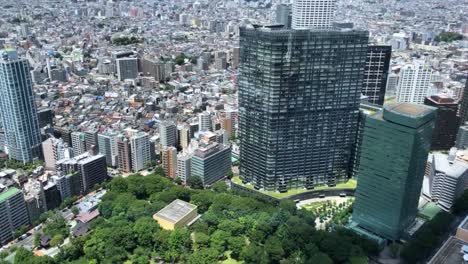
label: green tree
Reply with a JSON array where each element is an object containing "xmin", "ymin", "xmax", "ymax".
[
  {"xmin": 50, "ymin": 234, "xmax": 64, "ymax": 247},
  {"xmin": 187, "ymin": 248, "xmax": 220, "ymax": 264},
  {"xmin": 307, "ymin": 253, "xmax": 333, "ymax": 264},
  {"xmin": 187, "ymin": 176, "xmax": 204, "ymax": 189},
  {"xmin": 212, "ymin": 181, "xmax": 228, "ymax": 193},
  {"xmin": 265, "ymin": 236, "xmax": 285, "ymax": 263},
  {"xmin": 71, "ymin": 206, "xmax": 79, "ymax": 216}
]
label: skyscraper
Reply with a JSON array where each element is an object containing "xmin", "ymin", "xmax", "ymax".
[
  {"xmin": 459, "ymin": 79, "xmax": 468, "ymax": 124},
  {"xmin": 424, "ymin": 95, "xmax": 460, "ymax": 150},
  {"xmin": 191, "ymin": 143, "xmax": 231, "ymax": 186},
  {"xmin": 352, "ymin": 103, "xmax": 436, "ymax": 240},
  {"xmin": 292, "ymin": 0, "xmax": 337, "ymax": 30},
  {"xmin": 396, "ymin": 62, "xmax": 432, "ymax": 104},
  {"xmin": 0, "ymin": 49, "xmax": 41, "ymax": 163},
  {"xmin": 116, "ymin": 57, "xmax": 138, "ymax": 81},
  {"xmin": 362, "ymin": 45, "xmax": 392, "ymax": 105},
  {"xmin": 239, "ymin": 25, "xmax": 368, "ymax": 191}
]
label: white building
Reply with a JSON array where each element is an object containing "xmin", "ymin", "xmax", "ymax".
[
  {"xmin": 177, "ymin": 153, "xmax": 192, "ymax": 184},
  {"xmin": 428, "ymin": 151, "xmax": 468, "ymax": 211},
  {"xmin": 292, "ymin": 0, "xmax": 336, "ymax": 30},
  {"xmin": 198, "ymin": 112, "xmax": 212, "ymax": 132},
  {"xmin": 130, "ymin": 132, "xmax": 151, "ymax": 172},
  {"xmin": 396, "ymin": 62, "xmax": 433, "ymax": 104},
  {"xmin": 159, "ymin": 121, "xmax": 177, "ymax": 148},
  {"xmin": 42, "ymin": 137, "xmax": 73, "ymax": 171}
]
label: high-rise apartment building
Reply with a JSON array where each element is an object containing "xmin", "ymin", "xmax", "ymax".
[
  {"xmin": 177, "ymin": 153, "xmax": 192, "ymax": 184},
  {"xmin": 162, "ymin": 147, "xmax": 177, "ymax": 179},
  {"xmin": 0, "ymin": 49, "xmax": 41, "ymax": 163},
  {"xmin": 191, "ymin": 143, "xmax": 231, "ymax": 186},
  {"xmin": 130, "ymin": 132, "xmax": 151, "ymax": 172},
  {"xmin": 239, "ymin": 26, "xmax": 368, "ymax": 191},
  {"xmin": 396, "ymin": 62, "xmax": 433, "ymax": 104},
  {"xmin": 56, "ymin": 152, "xmax": 108, "ymax": 194},
  {"xmin": 98, "ymin": 132, "xmax": 119, "ymax": 167},
  {"xmin": 71, "ymin": 132, "xmax": 87, "ymax": 156},
  {"xmin": 159, "ymin": 121, "xmax": 177, "ymax": 148},
  {"xmin": 352, "ymin": 103, "xmax": 436, "ymax": 240},
  {"xmin": 385, "ymin": 73, "xmax": 399, "ymax": 96},
  {"xmin": 178, "ymin": 125, "xmax": 191, "ymax": 150},
  {"xmin": 292, "ymin": 0, "xmax": 336, "ymax": 30},
  {"xmin": 85, "ymin": 129, "xmax": 99, "ymax": 153},
  {"xmin": 424, "ymin": 95, "xmax": 460, "ymax": 150},
  {"xmin": 0, "ymin": 187, "xmax": 30, "ymax": 245},
  {"xmin": 362, "ymin": 46, "xmax": 392, "ymax": 105},
  {"xmin": 198, "ymin": 112, "xmax": 212, "ymax": 132},
  {"xmin": 42, "ymin": 137, "xmax": 73, "ymax": 171},
  {"xmin": 117, "ymin": 136, "xmax": 132, "ymax": 173}
]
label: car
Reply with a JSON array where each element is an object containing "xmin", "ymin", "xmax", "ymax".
[
  {"xmin": 18, "ymin": 234, "xmax": 28, "ymax": 241},
  {"xmin": 319, "ymin": 194, "xmax": 325, "ymax": 198},
  {"xmin": 339, "ymin": 193, "xmax": 347, "ymax": 197},
  {"xmin": 293, "ymin": 199, "xmax": 301, "ymax": 204}
]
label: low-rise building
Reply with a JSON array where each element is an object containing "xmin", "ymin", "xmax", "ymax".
[{"xmin": 153, "ymin": 199, "xmax": 198, "ymax": 230}]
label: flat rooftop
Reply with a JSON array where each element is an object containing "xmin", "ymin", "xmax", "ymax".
[
  {"xmin": 0, "ymin": 187, "xmax": 20, "ymax": 203},
  {"xmin": 428, "ymin": 236, "xmax": 467, "ymax": 264},
  {"xmin": 460, "ymin": 215, "xmax": 468, "ymax": 230},
  {"xmin": 387, "ymin": 103, "xmax": 433, "ymax": 117},
  {"xmin": 154, "ymin": 199, "xmax": 197, "ymax": 223}
]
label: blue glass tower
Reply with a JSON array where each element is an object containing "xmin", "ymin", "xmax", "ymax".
[{"xmin": 0, "ymin": 49, "xmax": 41, "ymax": 163}]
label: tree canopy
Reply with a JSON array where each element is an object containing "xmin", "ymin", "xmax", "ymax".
[{"xmin": 20, "ymin": 173, "xmax": 377, "ymax": 263}]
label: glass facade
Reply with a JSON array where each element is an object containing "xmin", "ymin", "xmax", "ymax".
[
  {"xmin": 352, "ymin": 103, "xmax": 436, "ymax": 240},
  {"xmin": 0, "ymin": 50, "xmax": 41, "ymax": 163},
  {"xmin": 238, "ymin": 26, "xmax": 369, "ymax": 191}
]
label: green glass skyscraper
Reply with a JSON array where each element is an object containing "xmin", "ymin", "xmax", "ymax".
[
  {"xmin": 352, "ymin": 103, "xmax": 436, "ymax": 240},
  {"xmin": 238, "ymin": 25, "xmax": 368, "ymax": 191}
]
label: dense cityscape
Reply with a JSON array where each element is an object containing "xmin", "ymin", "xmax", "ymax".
[{"xmin": 0, "ymin": 0, "xmax": 467, "ymax": 263}]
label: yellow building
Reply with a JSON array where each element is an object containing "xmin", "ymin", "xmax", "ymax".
[{"xmin": 153, "ymin": 199, "xmax": 198, "ymax": 230}]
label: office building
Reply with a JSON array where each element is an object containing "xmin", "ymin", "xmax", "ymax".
[
  {"xmin": 362, "ymin": 46, "xmax": 392, "ymax": 105},
  {"xmin": 198, "ymin": 112, "xmax": 212, "ymax": 132},
  {"xmin": 424, "ymin": 95, "xmax": 460, "ymax": 150},
  {"xmin": 0, "ymin": 49, "xmax": 41, "ymax": 163},
  {"xmin": 239, "ymin": 26, "xmax": 368, "ymax": 191},
  {"xmin": 43, "ymin": 182, "xmax": 61, "ymax": 211},
  {"xmin": 352, "ymin": 103, "xmax": 436, "ymax": 240},
  {"xmin": 160, "ymin": 121, "xmax": 177, "ymax": 148},
  {"xmin": 191, "ymin": 143, "xmax": 231, "ymax": 186},
  {"xmin": 428, "ymin": 152, "xmax": 468, "ymax": 211},
  {"xmin": 116, "ymin": 57, "xmax": 138, "ymax": 81},
  {"xmin": 275, "ymin": 4, "xmax": 292, "ymax": 28},
  {"xmin": 456, "ymin": 123, "xmax": 468, "ymax": 150},
  {"xmin": 162, "ymin": 147, "xmax": 177, "ymax": 179},
  {"xmin": 396, "ymin": 62, "xmax": 433, "ymax": 104},
  {"xmin": 292, "ymin": 0, "xmax": 336, "ymax": 30},
  {"xmin": 130, "ymin": 132, "xmax": 151, "ymax": 172},
  {"xmin": 56, "ymin": 152, "xmax": 108, "ymax": 195},
  {"xmin": 0, "ymin": 187, "xmax": 30, "ymax": 245},
  {"xmin": 71, "ymin": 132, "xmax": 87, "ymax": 156},
  {"xmin": 177, "ymin": 153, "xmax": 192, "ymax": 184},
  {"xmin": 42, "ymin": 137, "xmax": 73, "ymax": 171}
]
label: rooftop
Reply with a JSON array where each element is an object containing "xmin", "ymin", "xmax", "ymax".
[
  {"xmin": 154, "ymin": 199, "xmax": 197, "ymax": 224},
  {"xmin": 428, "ymin": 236, "xmax": 467, "ymax": 264},
  {"xmin": 0, "ymin": 187, "xmax": 20, "ymax": 203},
  {"xmin": 382, "ymin": 103, "xmax": 436, "ymax": 128},
  {"xmin": 387, "ymin": 103, "xmax": 433, "ymax": 117},
  {"xmin": 459, "ymin": 215, "xmax": 468, "ymax": 231}
]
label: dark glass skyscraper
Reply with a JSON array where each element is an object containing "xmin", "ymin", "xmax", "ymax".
[
  {"xmin": 352, "ymin": 103, "xmax": 436, "ymax": 240},
  {"xmin": 238, "ymin": 25, "xmax": 369, "ymax": 191},
  {"xmin": 424, "ymin": 95, "xmax": 459, "ymax": 150},
  {"xmin": 362, "ymin": 45, "xmax": 391, "ymax": 105}
]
